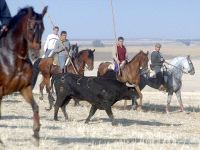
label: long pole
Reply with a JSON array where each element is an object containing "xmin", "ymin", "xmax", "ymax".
[
  {"xmin": 109, "ymin": 0, "xmax": 120, "ymax": 75},
  {"xmin": 39, "ymin": 0, "xmax": 78, "ymax": 74}
]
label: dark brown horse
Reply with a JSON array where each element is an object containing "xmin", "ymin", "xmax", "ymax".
[
  {"xmin": 0, "ymin": 7, "xmax": 47, "ymax": 146},
  {"xmin": 31, "ymin": 48, "xmax": 95, "ymax": 101},
  {"xmin": 98, "ymin": 50, "xmax": 149, "ymax": 109}
]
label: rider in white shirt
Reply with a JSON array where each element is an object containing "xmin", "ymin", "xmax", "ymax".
[{"xmin": 43, "ymin": 26, "xmax": 59, "ymax": 58}]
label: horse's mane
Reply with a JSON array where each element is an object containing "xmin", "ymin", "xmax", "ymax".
[
  {"xmin": 9, "ymin": 7, "xmax": 34, "ymax": 29},
  {"xmin": 1, "ymin": 7, "xmax": 34, "ymax": 38},
  {"xmin": 129, "ymin": 50, "xmax": 145, "ymax": 63},
  {"xmin": 76, "ymin": 49, "xmax": 91, "ymax": 58}
]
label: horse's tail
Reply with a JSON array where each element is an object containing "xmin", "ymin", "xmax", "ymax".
[{"xmin": 31, "ymin": 58, "xmax": 41, "ymax": 88}]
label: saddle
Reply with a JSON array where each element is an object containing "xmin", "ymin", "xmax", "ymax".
[{"xmin": 149, "ymin": 65, "xmax": 169, "ymax": 84}]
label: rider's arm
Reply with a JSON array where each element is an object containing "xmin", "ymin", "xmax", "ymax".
[{"xmin": 0, "ymin": 0, "xmax": 11, "ymax": 25}]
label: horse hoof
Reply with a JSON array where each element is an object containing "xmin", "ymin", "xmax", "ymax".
[
  {"xmin": 32, "ymin": 135, "xmax": 39, "ymax": 147},
  {"xmin": 54, "ymin": 118, "xmax": 59, "ymax": 121},
  {"xmin": 112, "ymin": 122, "xmax": 118, "ymax": 126},
  {"xmin": 137, "ymin": 106, "xmax": 142, "ymax": 111},
  {"xmin": 85, "ymin": 120, "xmax": 89, "ymax": 124},
  {"xmin": 179, "ymin": 107, "xmax": 184, "ymax": 112},
  {"xmin": 45, "ymin": 107, "xmax": 52, "ymax": 111},
  {"xmin": 166, "ymin": 107, "xmax": 170, "ymax": 114},
  {"xmin": 131, "ymin": 105, "xmax": 137, "ymax": 110}
]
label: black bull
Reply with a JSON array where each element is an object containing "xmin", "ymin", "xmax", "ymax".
[{"xmin": 51, "ymin": 70, "xmax": 146, "ymax": 125}]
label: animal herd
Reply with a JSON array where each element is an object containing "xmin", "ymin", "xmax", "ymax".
[{"xmin": 0, "ymin": 6, "xmax": 195, "ymax": 147}]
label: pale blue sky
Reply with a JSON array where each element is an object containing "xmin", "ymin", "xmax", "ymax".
[{"xmin": 6, "ymin": 0, "xmax": 200, "ymax": 40}]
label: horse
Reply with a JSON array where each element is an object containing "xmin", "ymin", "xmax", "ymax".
[
  {"xmin": 0, "ymin": 6, "xmax": 47, "ymax": 146},
  {"xmin": 99, "ymin": 56, "xmax": 195, "ymax": 113},
  {"xmin": 98, "ymin": 50, "xmax": 149, "ymax": 109},
  {"xmin": 145, "ymin": 55, "xmax": 195, "ymax": 113},
  {"xmin": 31, "ymin": 48, "xmax": 95, "ymax": 106}
]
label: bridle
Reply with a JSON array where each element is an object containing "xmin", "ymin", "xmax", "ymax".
[
  {"xmin": 16, "ymin": 17, "xmax": 43, "ymax": 60},
  {"xmin": 27, "ymin": 18, "xmax": 43, "ymax": 43}
]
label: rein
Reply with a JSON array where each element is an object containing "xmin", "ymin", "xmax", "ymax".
[{"xmin": 164, "ymin": 61, "xmax": 188, "ymax": 74}]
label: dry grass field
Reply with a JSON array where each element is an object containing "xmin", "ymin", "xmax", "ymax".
[{"xmin": 0, "ymin": 43, "xmax": 200, "ymax": 149}]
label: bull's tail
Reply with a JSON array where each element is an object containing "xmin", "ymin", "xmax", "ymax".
[{"xmin": 31, "ymin": 58, "xmax": 41, "ymax": 88}]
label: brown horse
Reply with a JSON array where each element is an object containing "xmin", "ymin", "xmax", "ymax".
[
  {"xmin": 31, "ymin": 48, "xmax": 95, "ymax": 102},
  {"xmin": 98, "ymin": 50, "xmax": 149, "ymax": 109},
  {"xmin": 0, "ymin": 7, "xmax": 47, "ymax": 146}
]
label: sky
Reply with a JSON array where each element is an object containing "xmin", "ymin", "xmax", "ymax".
[{"xmin": 6, "ymin": 0, "xmax": 200, "ymax": 40}]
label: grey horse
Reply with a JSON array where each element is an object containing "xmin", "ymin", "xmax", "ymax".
[{"xmin": 145, "ymin": 55, "xmax": 195, "ymax": 113}]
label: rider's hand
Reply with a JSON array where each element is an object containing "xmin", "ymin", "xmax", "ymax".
[
  {"xmin": 1, "ymin": 25, "xmax": 8, "ymax": 32},
  {"xmin": 161, "ymin": 58, "xmax": 165, "ymax": 62}
]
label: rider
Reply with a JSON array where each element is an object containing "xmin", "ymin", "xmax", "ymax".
[
  {"xmin": 50, "ymin": 31, "xmax": 71, "ymax": 73},
  {"xmin": 0, "ymin": 0, "xmax": 11, "ymax": 33},
  {"xmin": 43, "ymin": 26, "xmax": 59, "ymax": 58},
  {"xmin": 112, "ymin": 36, "xmax": 128, "ymax": 72},
  {"xmin": 150, "ymin": 43, "xmax": 165, "ymax": 91}
]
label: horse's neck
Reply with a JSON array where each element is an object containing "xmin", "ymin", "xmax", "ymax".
[
  {"xmin": 73, "ymin": 56, "xmax": 85, "ymax": 70},
  {"xmin": 2, "ymin": 20, "xmax": 28, "ymax": 58},
  {"xmin": 169, "ymin": 57, "xmax": 184, "ymax": 79},
  {"xmin": 127, "ymin": 57, "xmax": 140, "ymax": 72},
  {"xmin": 170, "ymin": 68, "xmax": 183, "ymax": 80}
]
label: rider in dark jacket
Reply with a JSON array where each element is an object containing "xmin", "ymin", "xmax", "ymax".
[
  {"xmin": 151, "ymin": 43, "xmax": 165, "ymax": 91},
  {"xmin": 0, "ymin": 0, "xmax": 11, "ymax": 32}
]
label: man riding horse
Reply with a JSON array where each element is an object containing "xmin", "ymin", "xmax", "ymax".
[
  {"xmin": 43, "ymin": 26, "xmax": 59, "ymax": 58},
  {"xmin": 49, "ymin": 30, "xmax": 72, "ymax": 73},
  {"xmin": 112, "ymin": 36, "xmax": 128, "ymax": 72},
  {"xmin": 150, "ymin": 43, "xmax": 166, "ymax": 91}
]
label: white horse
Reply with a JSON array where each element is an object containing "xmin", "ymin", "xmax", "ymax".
[
  {"xmin": 145, "ymin": 55, "xmax": 195, "ymax": 113},
  {"xmin": 165, "ymin": 55, "xmax": 195, "ymax": 113}
]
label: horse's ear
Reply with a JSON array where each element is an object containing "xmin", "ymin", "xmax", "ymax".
[
  {"xmin": 42, "ymin": 6, "xmax": 48, "ymax": 17},
  {"xmin": 92, "ymin": 49, "xmax": 95, "ymax": 53}
]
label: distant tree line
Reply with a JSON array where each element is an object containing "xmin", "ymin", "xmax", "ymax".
[
  {"xmin": 92, "ymin": 39, "xmax": 104, "ymax": 47},
  {"xmin": 176, "ymin": 39, "xmax": 191, "ymax": 46}
]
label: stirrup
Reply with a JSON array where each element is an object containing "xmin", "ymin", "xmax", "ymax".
[{"xmin": 126, "ymin": 83, "xmax": 136, "ymax": 87}]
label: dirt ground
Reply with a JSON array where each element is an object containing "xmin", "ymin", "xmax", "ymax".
[{"xmin": 0, "ymin": 43, "xmax": 200, "ymax": 150}]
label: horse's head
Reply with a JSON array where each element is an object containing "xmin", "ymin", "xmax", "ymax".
[
  {"xmin": 26, "ymin": 7, "xmax": 47, "ymax": 51},
  {"xmin": 138, "ymin": 50, "xmax": 149, "ymax": 71},
  {"xmin": 8, "ymin": 7, "xmax": 47, "ymax": 58},
  {"xmin": 71, "ymin": 44, "xmax": 79, "ymax": 58},
  {"xmin": 79, "ymin": 49, "xmax": 95, "ymax": 70},
  {"xmin": 182, "ymin": 55, "xmax": 195, "ymax": 75}
]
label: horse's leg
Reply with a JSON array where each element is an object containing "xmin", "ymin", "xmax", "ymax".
[
  {"xmin": 175, "ymin": 90, "xmax": 184, "ymax": 112},
  {"xmin": 105, "ymin": 107, "xmax": 117, "ymax": 126},
  {"xmin": 45, "ymin": 92, "xmax": 55, "ymax": 111},
  {"xmin": 166, "ymin": 92, "xmax": 173, "ymax": 113},
  {"xmin": 44, "ymin": 77, "xmax": 54, "ymax": 110},
  {"xmin": 20, "ymin": 86, "xmax": 40, "ymax": 146},
  {"xmin": 135, "ymin": 85, "xmax": 143, "ymax": 110},
  {"xmin": 0, "ymin": 88, "xmax": 4, "ymax": 148},
  {"xmin": 131, "ymin": 95, "xmax": 138, "ymax": 110},
  {"xmin": 85, "ymin": 105, "xmax": 97, "ymax": 124},
  {"xmin": 0, "ymin": 98, "xmax": 2, "ymax": 120},
  {"xmin": 124, "ymin": 100, "xmax": 127, "ymax": 109},
  {"xmin": 39, "ymin": 79, "xmax": 45, "ymax": 100}
]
